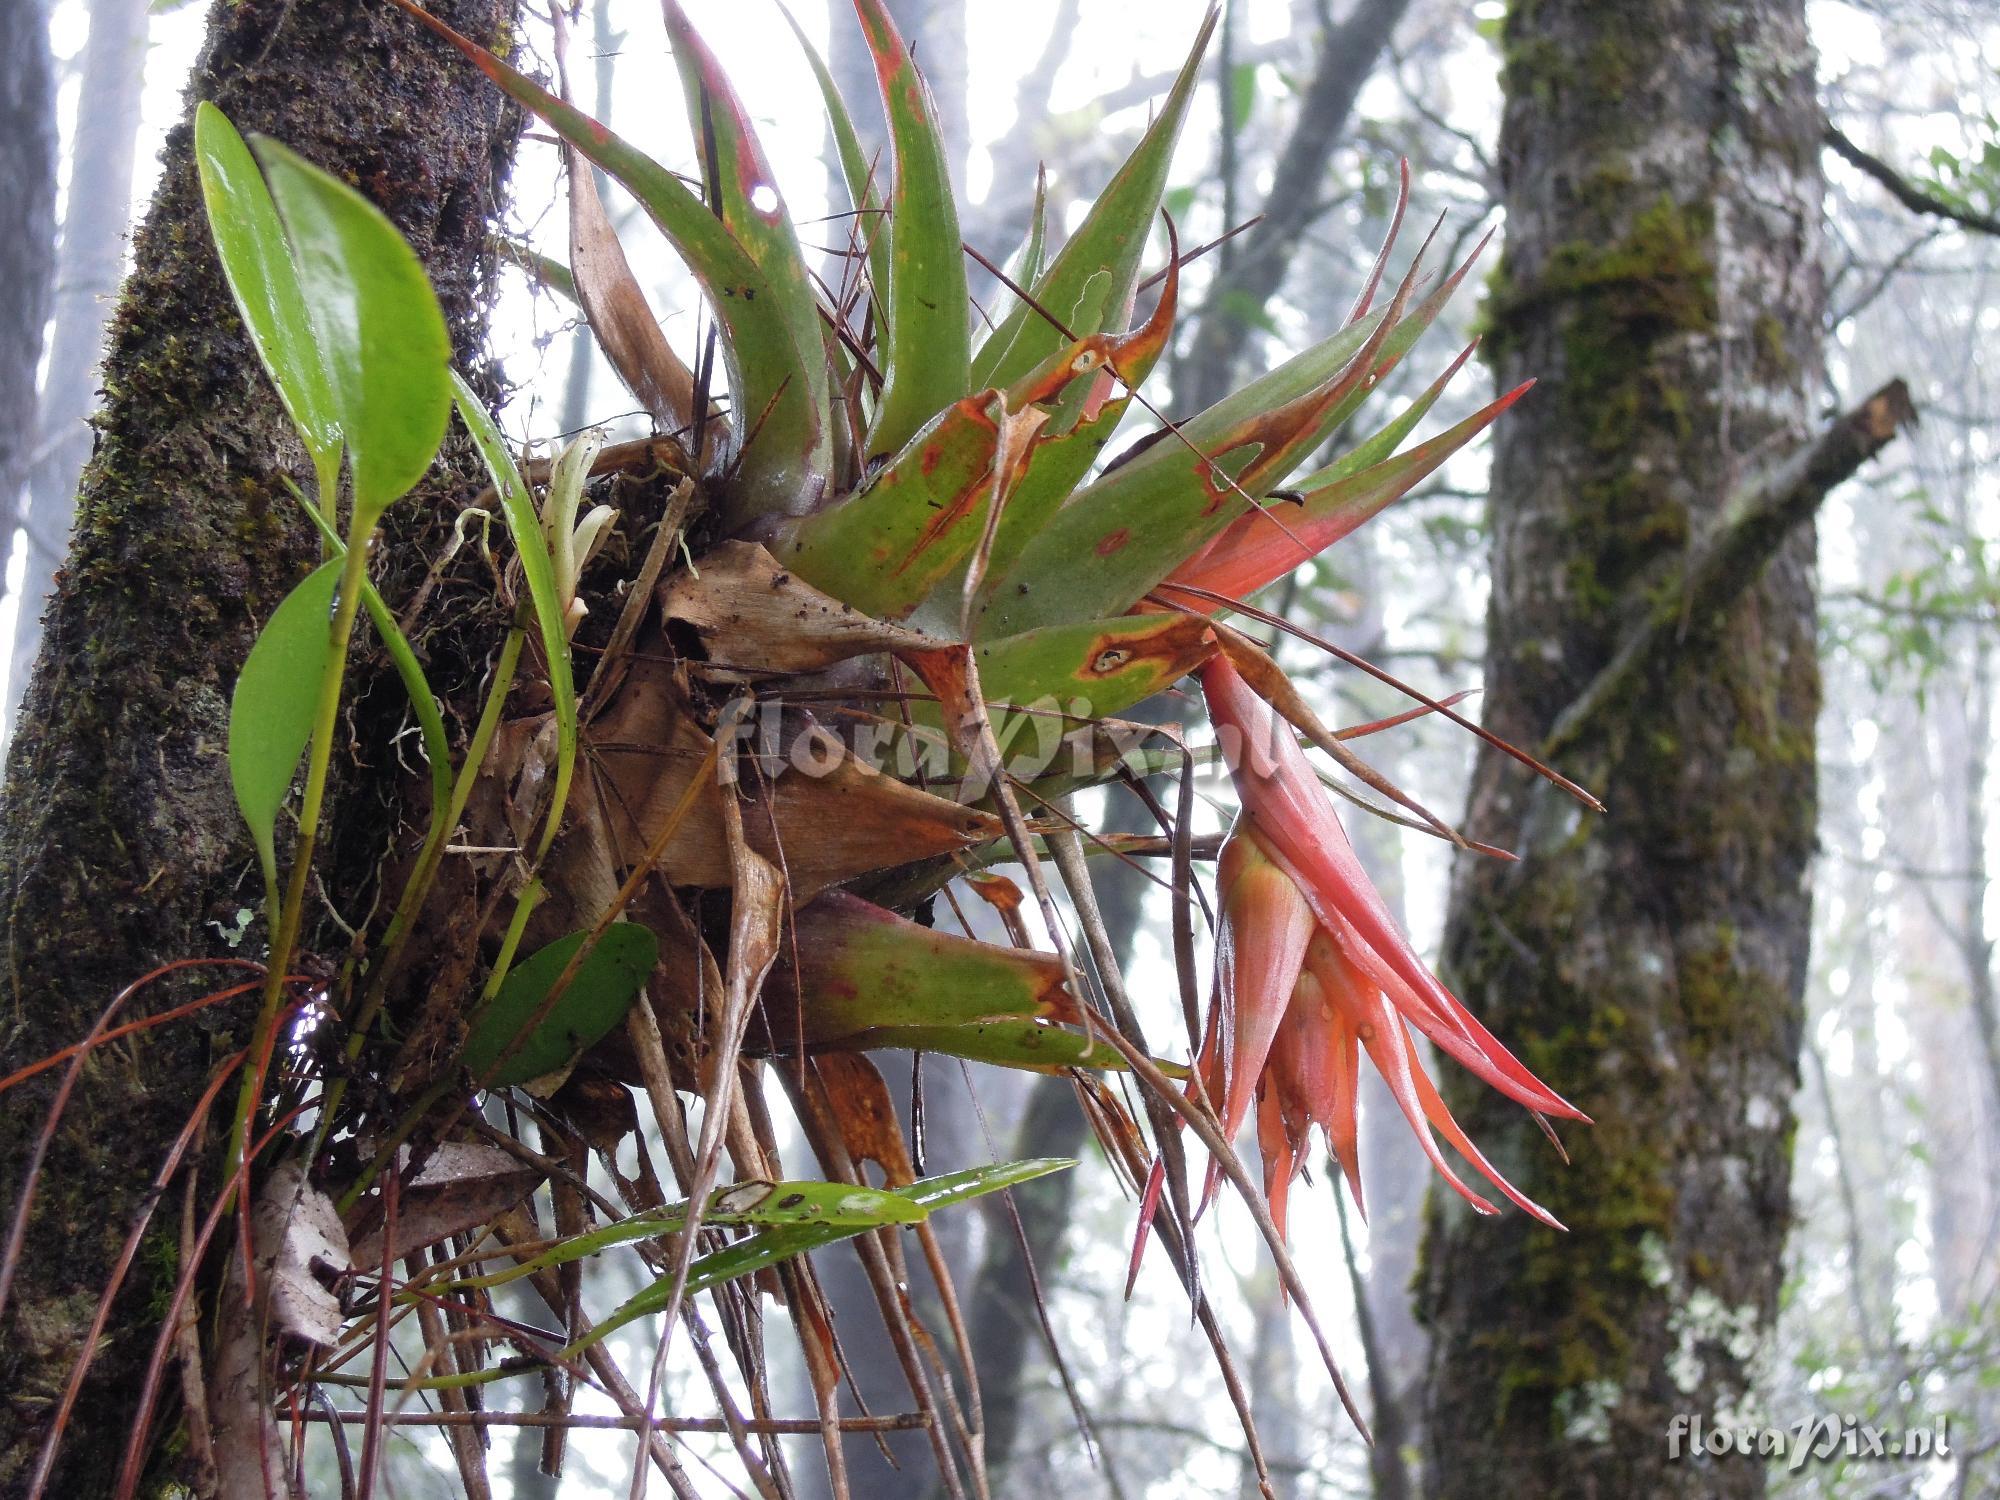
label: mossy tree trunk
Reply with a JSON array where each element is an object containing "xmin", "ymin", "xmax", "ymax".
[
  {"xmin": 1416, "ymin": 1, "xmax": 1824, "ymax": 1496},
  {"xmin": 0, "ymin": 1, "xmax": 519, "ymax": 1490}
]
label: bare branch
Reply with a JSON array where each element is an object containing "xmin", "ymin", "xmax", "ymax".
[
  {"xmin": 1545, "ymin": 379, "xmax": 1918, "ymax": 756},
  {"xmin": 1825, "ymin": 121, "xmax": 2000, "ymax": 238}
]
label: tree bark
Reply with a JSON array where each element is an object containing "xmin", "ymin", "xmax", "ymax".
[
  {"xmin": 1417, "ymin": 1, "xmax": 1828, "ymax": 1496},
  {"xmin": 6, "ymin": 0, "xmax": 150, "ymax": 745},
  {"xmin": 0, "ymin": 1, "xmax": 520, "ymax": 1490},
  {"xmin": 0, "ymin": 0, "xmax": 57, "ymax": 727}
]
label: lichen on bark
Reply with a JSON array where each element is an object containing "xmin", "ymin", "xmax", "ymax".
[{"xmin": 1418, "ymin": 0, "xmax": 1824, "ymax": 1495}]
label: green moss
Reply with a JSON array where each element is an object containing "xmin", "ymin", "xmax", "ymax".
[
  {"xmin": 1499, "ymin": 2, "xmax": 1642, "ymax": 115},
  {"xmin": 1489, "ymin": 195, "xmax": 1717, "ymax": 627},
  {"xmin": 1753, "ymin": 312, "xmax": 1798, "ymax": 381}
]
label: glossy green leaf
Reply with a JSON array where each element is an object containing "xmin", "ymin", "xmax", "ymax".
[
  {"xmin": 253, "ymin": 137, "xmax": 451, "ymax": 530},
  {"xmin": 193, "ymin": 104, "xmax": 341, "ymax": 501},
  {"xmin": 229, "ymin": 558, "xmax": 344, "ymax": 892},
  {"xmin": 452, "ymin": 372, "xmax": 577, "ymax": 858},
  {"xmin": 385, "ymin": 0, "xmax": 828, "ymax": 518},
  {"xmin": 588, "ymin": 1158, "xmax": 1075, "ymax": 1344},
  {"xmin": 435, "ymin": 1179, "xmax": 929, "ymax": 1296},
  {"xmin": 781, "ymin": 3, "xmax": 891, "ymax": 317},
  {"xmin": 462, "ymin": 923, "xmax": 659, "ymax": 1087},
  {"xmin": 969, "ymin": 6, "xmax": 1216, "ymax": 392},
  {"xmin": 851, "ymin": 0, "xmax": 971, "ymax": 458}
]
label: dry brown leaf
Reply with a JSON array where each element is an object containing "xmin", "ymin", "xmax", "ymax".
[
  {"xmin": 253, "ymin": 1158, "xmax": 351, "ymax": 1348},
  {"xmin": 659, "ymin": 541, "xmax": 936, "ymax": 676},
  {"xmin": 347, "ymin": 1143, "xmax": 544, "ymax": 1265},
  {"xmin": 585, "ymin": 652, "xmax": 1002, "ymax": 897}
]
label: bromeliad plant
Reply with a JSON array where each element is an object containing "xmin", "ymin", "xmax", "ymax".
[{"xmin": 119, "ymin": 0, "xmax": 1603, "ymax": 1493}]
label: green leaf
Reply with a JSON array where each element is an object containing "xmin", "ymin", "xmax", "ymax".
[
  {"xmin": 252, "ymin": 137, "xmax": 451, "ymax": 531},
  {"xmin": 291, "ymin": 489, "xmax": 452, "ymax": 824},
  {"xmin": 850, "ymin": 0, "xmax": 971, "ymax": 458},
  {"xmin": 961, "ymin": 258, "xmax": 1181, "ymax": 608},
  {"xmin": 780, "ymin": 892, "xmax": 1075, "ymax": 1044},
  {"xmin": 193, "ymin": 104, "xmax": 342, "ymax": 501},
  {"xmin": 826, "ymin": 1021, "xmax": 1189, "ymax": 1075},
  {"xmin": 969, "ymin": 6, "xmax": 1216, "ymax": 392},
  {"xmin": 451, "ymin": 373, "xmax": 578, "ymax": 858},
  {"xmin": 229, "ymin": 558, "xmax": 345, "ymax": 893},
  {"xmin": 587, "ymin": 1158, "xmax": 1074, "ymax": 1344},
  {"xmin": 462, "ymin": 923, "xmax": 659, "ymax": 1087},
  {"xmin": 777, "ymin": 392, "xmax": 1005, "ymax": 621},
  {"xmin": 967, "ymin": 612, "xmax": 1218, "ymax": 726},
  {"xmin": 997, "ymin": 168, "xmax": 1051, "ymax": 319},
  {"xmin": 660, "ymin": 2, "xmax": 831, "ymax": 468},
  {"xmin": 432, "ymin": 1180, "xmax": 928, "ymax": 1297},
  {"xmin": 384, "ymin": 0, "xmax": 828, "ymax": 519},
  {"xmin": 1229, "ymin": 60, "xmax": 1260, "ymax": 126},
  {"xmin": 781, "ymin": 4, "xmax": 891, "ymax": 304},
  {"xmin": 974, "ymin": 240, "xmax": 1486, "ymax": 636},
  {"xmin": 1169, "ymin": 373, "xmax": 1529, "ymax": 606},
  {"xmin": 702, "ymin": 1179, "xmax": 926, "ymax": 1227}
]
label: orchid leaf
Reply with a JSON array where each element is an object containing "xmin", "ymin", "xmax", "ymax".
[
  {"xmin": 587, "ymin": 1159, "xmax": 1075, "ymax": 1344},
  {"xmin": 229, "ymin": 558, "xmax": 344, "ymax": 895},
  {"xmin": 850, "ymin": 0, "xmax": 970, "ymax": 458},
  {"xmin": 193, "ymin": 104, "xmax": 340, "ymax": 502},
  {"xmin": 451, "ymin": 372, "xmax": 577, "ymax": 856},
  {"xmin": 969, "ymin": 6, "xmax": 1215, "ymax": 392},
  {"xmin": 252, "ymin": 137, "xmax": 451, "ymax": 532},
  {"xmin": 462, "ymin": 923, "xmax": 659, "ymax": 1087},
  {"xmin": 292, "ymin": 496, "xmax": 452, "ymax": 825}
]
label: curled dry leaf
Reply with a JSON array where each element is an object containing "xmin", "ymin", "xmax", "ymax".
[
  {"xmin": 252, "ymin": 1158, "xmax": 352, "ymax": 1348},
  {"xmin": 347, "ymin": 1142, "xmax": 545, "ymax": 1265},
  {"xmin": 658, "ymin": 539, "xmax": 935, "ymax": 676},
  {"xmin": 580, "ymin": 650, "xmax": 1003, "ymax": 897}
]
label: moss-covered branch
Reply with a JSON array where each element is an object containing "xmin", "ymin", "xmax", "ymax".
[{"xmin": 1545, "ymin": 378, "xmax": 1915, "ymax": 757}]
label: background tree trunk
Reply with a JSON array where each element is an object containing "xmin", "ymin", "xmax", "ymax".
[
  {"xmin": 1416, "ymin": 0, "xmax": 1825, "ymax": 1495},
  {"xmin": 0, "ymin": 0, "xmax": 57, "ymax": 731},
  {"xmin": 5, "ymin": 0, "xmax": 149, "ymax": 745},
  {"xmin": 0, "ymin": 1, "xmax": 520, "ymax": 1490}
]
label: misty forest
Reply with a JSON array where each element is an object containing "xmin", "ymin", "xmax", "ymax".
[{"xmin": 0, "ymin": 0, "xmax": 1994, "ymax": 1496}]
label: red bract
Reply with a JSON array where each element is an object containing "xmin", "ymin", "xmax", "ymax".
[{"xmin": 1195, "ymin": 656, "xmax": 1583, "ymax": 1232}]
